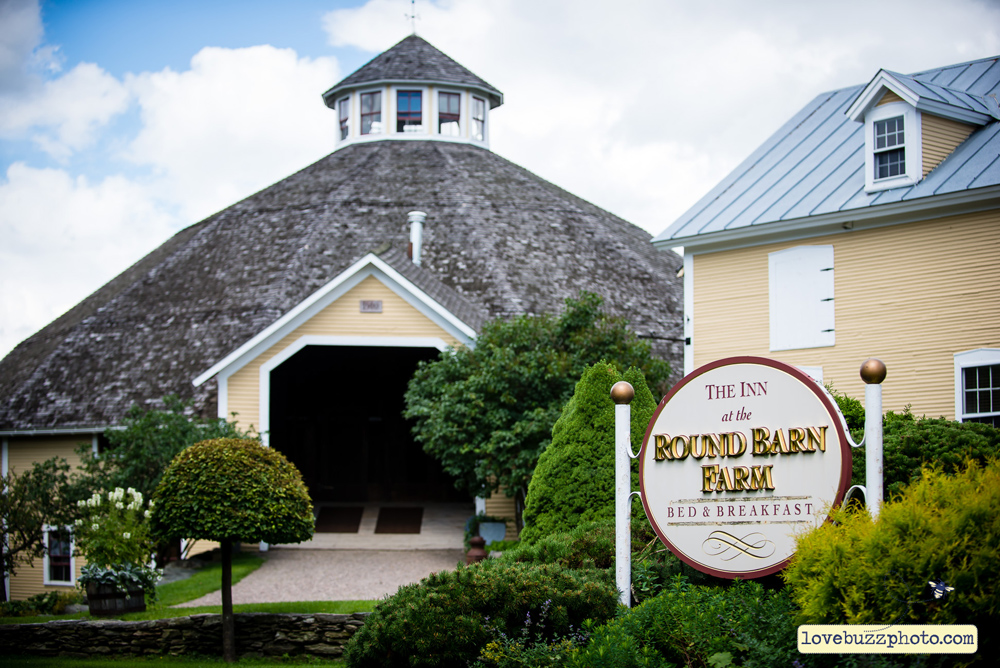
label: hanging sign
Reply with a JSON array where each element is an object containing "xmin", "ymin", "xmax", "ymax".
[{"xmin": 639, "ymin": 356, "xmax": 851, "ymax": 578}]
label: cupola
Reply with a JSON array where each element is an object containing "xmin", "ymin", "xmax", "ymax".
[{"xmin": 322, "ymin": 35, "xmax": 503, "ymax": 150}]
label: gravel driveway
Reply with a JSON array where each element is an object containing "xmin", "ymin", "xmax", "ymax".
[{"xmin": 174, "ymin": 548, "xmax": 465, "ymax": 607}]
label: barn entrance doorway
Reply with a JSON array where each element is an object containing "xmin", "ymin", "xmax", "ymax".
[{"xmin": 269, "ymin": 345, "xmax": 464, "ymax": 503}]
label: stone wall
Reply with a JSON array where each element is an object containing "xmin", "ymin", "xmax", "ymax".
[{"xmin": 0, "ymin": 612, "xmax": 369, "ymax": 659}]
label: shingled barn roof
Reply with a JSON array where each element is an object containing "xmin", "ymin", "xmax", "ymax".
[
  {"xmin": 0, "ymin": 140, "xmax": 682, "ymax": 432},
  {"xmin": 323, "ymin": 35, "xmax": 503, "ymax": 108}
]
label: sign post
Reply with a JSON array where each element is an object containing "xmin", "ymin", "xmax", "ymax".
[{"xmin": 611, "ymin": 380, "xmax": 636, "ymax": 607}]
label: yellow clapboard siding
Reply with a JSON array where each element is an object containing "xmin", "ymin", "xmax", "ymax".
[
  {"xmin": 921, "ymin": 114, "xmax": 976, "ymax": 176},
  {"xmin": 876, "ymin": 90, "xmax": 904, "ymax": 106},
  {"xmin": 484, "ymin": 493, "xmax": 520, "ymax": 540},
  {"xmin": 692, "ymin": 210, "xmax": 1000, "ymax": 418},
  {"xmin": 226, "ymin": 275, "xmax": 460, "ymax": 431},
  {"xmin": 7, "ymin": 436, "xmax": 94, "ymax": 600}
]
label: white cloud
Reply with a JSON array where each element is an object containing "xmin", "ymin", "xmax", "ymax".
[
  {"xmin": 0, "ymin": 0, "xmax": 45, "ymax": 91},
  {"xmin": 323, "ymin": 0, "xmax": 1000, "ymax": 233},
  {"xmin": 0, "ymin": 162, "xmax": 178, "ymax": 358},
  {"xmin": 125, "ymin": 45, "xmax": 341, "ymax": 222},
  {"xmin": 0, "ymin": 62, "xmax": 130, "ymax": 159}
]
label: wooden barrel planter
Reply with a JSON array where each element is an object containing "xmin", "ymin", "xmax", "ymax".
[{"xmin": 86, "ymin": 583, "xmax": 146, "ymax": 616}]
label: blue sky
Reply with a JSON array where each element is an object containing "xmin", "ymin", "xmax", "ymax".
[{"xmin": 2, "ymin": 0, "xmax": 999, "ymax": 360}]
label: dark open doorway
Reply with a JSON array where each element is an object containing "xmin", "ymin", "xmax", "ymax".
[{"xmin": 269, "ymin": 345, "xmax": 465, "ymax": 503}]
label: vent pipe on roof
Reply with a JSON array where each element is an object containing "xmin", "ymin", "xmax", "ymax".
[{"xmin": 408, "ymin": 211, "xmax": 426, "ymax": 266}]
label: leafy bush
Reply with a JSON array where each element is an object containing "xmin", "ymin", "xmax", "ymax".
[
  {"xmin": 520, "ymin": 363, "xmax": 656, "ymax": 543},
  {"xmin": 342, "ymin": 559, "xmax": 617, "ymax": 668},
  {"xmin": 471, "ymin": 598, "xmax": 591, "ymax": 668},
  {"xmin": 73, "ymin": 487, "xmax": 155, "ymax": 568},
  {"xmin": 829, "ymin": 388, "xmax": 1000, "ymax": 501},
  {"xmin": 0, "ymin": 591, "xmax": 81, "ymax": 617},
  {"xmin": 569, "ymin": 579, "xmax": 801, "ymax": 668},
  {"xmin": 503, "ymin": 520, "xmax": 617, "ymax": 571},
  {"xmin": 405, "ymin": 292, "xmax": 671, "ymax": 526},
  {"xmin": 784, "ymin": 459, "xmax": 1000, "ymax": 666}
]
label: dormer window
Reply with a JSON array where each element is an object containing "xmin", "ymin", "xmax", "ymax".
[
  {"xmin": 361, "ymin": 92, "xmax": 382, "ymax": 135},
  {"xmin": 472, "ymin": 97, "xmax": 486, "ymax": 141},
  {"xmin": 397, "ymin": 90, "xmax": 422, "ymax": 132},
  {"xmin": 874, "ymin": 116, "xmax": 905, "ymax": 179},
  {"xmin": 338, "ymin": 98, "xmax": 350, "ymax": 141},
  {"xmin": 863, "ymin": 100, "xmax": 920, "ymax": 193},
  {"xmin": 438, "ymin": 92, "xmax": 460, "ymax": 136}
]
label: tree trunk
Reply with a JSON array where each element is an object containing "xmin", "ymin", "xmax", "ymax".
[{"xmin": 221, "ymin": 538, "xmax": 235, "ymax": 663}]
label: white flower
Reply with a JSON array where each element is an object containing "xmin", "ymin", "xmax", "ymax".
[
  {"xmin": 74, "ymin": 519, "xmax": 83, "ymax": 526},
  {"xmin": 91, "ymin": 523, "xmax": 99, "ymax": 531},
  {"xmin": 144, "ymin": 510, "xmax": 151, "ymax": 519},
  {"xmin": 77, "ymin": 500, "xmax": 85, "ymax": 508},
  {"xmin": 122, "ymin": 532, "xmax": 131, "ymax": 540},
  {"xmin": 115, "ymin": 502, "xmax": 124, "ymax": 509}
]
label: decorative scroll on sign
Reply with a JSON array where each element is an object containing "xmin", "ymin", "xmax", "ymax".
[{"xmin": 639, "ymin": 357, "xmax": 851, "ymax": 579}]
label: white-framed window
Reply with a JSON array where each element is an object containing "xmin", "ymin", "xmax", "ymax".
[
  {"xmin": 864, "ymin": 101, "xmax": 921, "ymax": 192},
  {"xmin": 955, "ymin": 349, "xmax": 1000, "ymax": 428},
  {"xmin": 42, "ymin": 525, "xmax": 75, "ymax": 586},
  {"xmin": 360, "ymin": 90, "xmax": 382, "ymax": 135},
  {"xmin": 338, "ymin": 97, "xmax": 350, "ymax": 141},
  {"xmin": 768, "ymin": 245, "xmax": 835, "ymax": 351},
  {"xmin": 472, "ymin": 97, "xmax": 486, "ymax": 141},
  {"xmin": 438, "ymin": 91, "xmax": 461, "ymax": 136},
  {"xmin": 397, "ymin": 89, "xmax": 423, "ymax": 133}
]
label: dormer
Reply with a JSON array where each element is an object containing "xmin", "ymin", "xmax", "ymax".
[
  {"xmin": 322, "ymin": 35, "xmax": 503, "ymax": 150},
  {"xmin": 846, "ymin": 69, "xmax": 998, "ymax": 193}
]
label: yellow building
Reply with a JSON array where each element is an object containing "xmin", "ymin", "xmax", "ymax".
[{"xmin": 654, "ymin": 57, "xmax": 1000, "ymax": 425}]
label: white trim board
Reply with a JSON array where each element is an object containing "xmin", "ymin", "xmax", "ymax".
[{"xmin": 194, "ymin": 253, "xmax": 478, "ymax": 388}]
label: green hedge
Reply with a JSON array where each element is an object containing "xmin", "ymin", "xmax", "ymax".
[
  {"xmin": 784, "ymin": 459, "xmax": 1000, "ymax": 666},
  {"xmin": 343, "ymin": 559, "xmax": 617, "ymax": 668}
]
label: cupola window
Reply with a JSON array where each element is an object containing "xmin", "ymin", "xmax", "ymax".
[
  {"xmin": 338, "ymin": 98, "xmax": 350, "ymax": 140},
  {"xmin": 361, "ymin": 92, "xmax": 382, "ymax": 135},
  {"xmin": 438, "ymin": 92, "xmax": 461, "ymax": 136},
  {"xmin": 874, "ymin": 116, "xmax": 905, "ymax": 180},
  {"xmin": 472, "ymin": 97, "xmax": 486, "ymax": 141},
  {"xmin": 397, "ymin": 90, "xmax": 423, "ymax": 132}
]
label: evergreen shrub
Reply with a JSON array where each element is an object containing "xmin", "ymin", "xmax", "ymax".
[
  {"xmin": 519, "ymin": 363, "xmax": 656, "ymax": 543},
  {"xmin": 569, "ymin": 580, "xmax": 802, "ymax": 668},
  {"xmin": 342, "ymin": 559, "xmax": 617, "ymax": 668},
  {"xmin": 829, "ymin": 388, "xmax": 1000, "ymax": 501},
  {"xmin": 784, "ymin": 459, "xmax": 1000, "ymax": 666}
]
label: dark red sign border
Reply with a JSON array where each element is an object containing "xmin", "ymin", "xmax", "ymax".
[{"xmin": 638, "ymin": 356, "xmax": 852, "ymax": 579}]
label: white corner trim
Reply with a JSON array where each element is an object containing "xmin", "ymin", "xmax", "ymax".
[
  {"xmin": 954, "ymin": 348, "xmax": 1000, "ymax": 422},
  {"xmin": 683, "ymin": 251, "xmax": 694, "ymax": 376},
  {"xmin": 42, "ymin": 525, "xmax": 76, "ymax": 587},
  {"xmin": 256, "ymin": 335, "xmax": 450, "ymax": 447},
  {"xmin": 193, "ymin": 253, "xmax": 477, "ymax": 387},
  {"xmin": 847, "ymin": 70, "xmax": 919, "ymax": 122}
]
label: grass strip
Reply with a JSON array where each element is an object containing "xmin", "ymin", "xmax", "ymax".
[{"xmin": 157, "ymin": 552, "xmax": 265, "ymax": 607}]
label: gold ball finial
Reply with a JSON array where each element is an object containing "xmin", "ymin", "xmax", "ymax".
[
  {"xmin": 611, "ymin": 381, "xmax": 635, "ymax": 405},
  {"xmin": 860, "ymin": 358, "xmax": 887, "ymax": 384}
]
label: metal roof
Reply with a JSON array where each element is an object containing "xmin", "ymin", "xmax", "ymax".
[{"xmin": 656, "ymin": 56, "xmax": 1000, "ymax": 245}]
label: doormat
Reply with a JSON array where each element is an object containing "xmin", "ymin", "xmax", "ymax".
[
  {"xmin": 374, "ymin": 507, "xmax": 423, "ymax": 534},
  {"xmin": 315, "ymin": 507, "xmax": 364, "ymax": 533}
]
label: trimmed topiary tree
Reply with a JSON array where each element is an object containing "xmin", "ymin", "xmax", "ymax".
[
  {"xmin": 519, "ymin": 362, "xmax": 656, "ymax": 543},
  {"xmin": 151, "ymin": 438, "xmax": 314, "ymax": 662}
]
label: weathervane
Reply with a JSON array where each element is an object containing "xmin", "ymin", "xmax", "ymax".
[{"xmin": 405, "ymin": 0, "xmax": 420, "ymax": 34}]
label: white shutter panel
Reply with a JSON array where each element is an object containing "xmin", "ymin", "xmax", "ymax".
[{"xmin": 769, "ymin": 246, "xmax": 835, "ymax": 351}]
